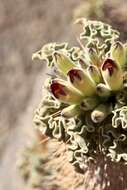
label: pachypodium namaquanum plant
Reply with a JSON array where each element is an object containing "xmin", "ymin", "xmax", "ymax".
[{"xmin": 33, "ymin": 19, "xmax": 127, "ymax": 172}]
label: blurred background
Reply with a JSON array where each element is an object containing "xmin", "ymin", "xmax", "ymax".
[{"xmin": 0, "ymin": 0, "xmax": 127, "ymax": 189}]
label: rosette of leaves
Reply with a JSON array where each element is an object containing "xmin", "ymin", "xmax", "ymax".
[{"xmin": 33, "ymin": 19, "xmax": 127, "ymax": 172}]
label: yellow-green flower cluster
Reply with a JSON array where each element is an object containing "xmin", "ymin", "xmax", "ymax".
[{"xmin": 33, "ymin": 19, "xmax": 127, "ymax": 172}]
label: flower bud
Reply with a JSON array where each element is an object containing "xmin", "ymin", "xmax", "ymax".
[
  {"xmin": 101, "ymin": 59, "xmax": 123, "ymax": 91},
  {"xmin": 111, "ymin": 41, "xmax": 126, "ymax": 67},
  {"xmin": 50, "ymin": 80, "xmax": 83, "ymax": 104},
  {"xmin": 80, "ymin": 97, "xmax": 99, "ymax": 111},
  {"xmin": 91, "ymin": 104, "xmax": 112, "ymax": 123},
  {"xmin": 54, "ymin": 52, "xmax": 75, "ymax": 75},
  {"xmin": 96, "ymin": 83, "xmax": 111, "ymax": 97},
  {"xmin": 61, "ymin": 105, "xmax": 80, "ymax": 118},
  {"xmin": 87, "ymin": 65, "xmax": 102, "ymax": 84},
  {"xmin": 88, "ymin": 48, "xmax": 100, "ymax": 67},
  {"xmin": 67, "ymin": 68, "xmax": 96, "ymax": 97}
]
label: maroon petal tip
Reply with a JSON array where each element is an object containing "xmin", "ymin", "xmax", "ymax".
[
  {"xmin": 50, "ymin": 81, "xmax": 66, "ymax": 98},
  {"xmin": 67, "ymin": 69, "xmax": 82, "ymax": 83},
  {"xmin": 102, "ymin": 59, "xmax": 117, "ymax": 76}
]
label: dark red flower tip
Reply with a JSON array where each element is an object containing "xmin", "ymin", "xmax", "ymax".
[
  {"xmin": 102, "ymin": 59, "xmax": 117, "ymax": 76},
  {"xmin": 50, "ymin": 81, "xmax": 66, "ymax": 98},
  {"xmin": 67, "ymin": 69, "xmax": 82, "ymax": 83}
]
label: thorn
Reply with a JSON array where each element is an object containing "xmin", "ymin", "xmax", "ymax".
[{"xmin": 38, "ymin": 137, "xmax": 50, "ymax": 145}]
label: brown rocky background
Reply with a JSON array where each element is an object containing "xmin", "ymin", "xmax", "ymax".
[{"xmin": 1, "ymin": 0, "xmax": 127, "ymax": 190}]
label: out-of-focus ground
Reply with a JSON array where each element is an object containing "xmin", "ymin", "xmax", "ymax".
[
  {"xmin": 1, "ymin": 0, "xmax": 127, "ymax": 190},
  {"xmin": 0, "ymin": 0, "xmax": 83, "ymax": 189}
]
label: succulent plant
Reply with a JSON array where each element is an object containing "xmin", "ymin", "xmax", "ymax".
[{"xmin": 33, "ymin": 19, "xmax": 127, "ymax": 172}]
